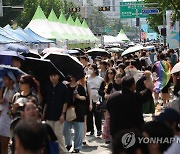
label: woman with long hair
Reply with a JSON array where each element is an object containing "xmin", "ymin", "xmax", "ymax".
[
  {"xmin": 11, "ymin": 74, "xmax": 40, "ymax": 117},
  {"xmin": 11, "ymin": 98, "xmax": 58, "ymax": 154},
  {"xmin": 102, "ymin": 73, "xmax": 122, "ymax": 144},
  {"xmin": 98, "ymin": 68, "xmax": 117, "ymax": 120},
  {"xmin": 0, "ymin": 72, "xmax": 18, "ymax": 154}
]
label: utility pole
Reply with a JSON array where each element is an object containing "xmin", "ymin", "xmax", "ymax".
[{"xmin": 163, "ymin": 11, "xmax": 166, "ymax": 46}]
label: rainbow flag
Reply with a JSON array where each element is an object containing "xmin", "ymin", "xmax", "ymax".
[{"xmin": 153, "ymin": 61, "xmax": 172, "ymax": 93}]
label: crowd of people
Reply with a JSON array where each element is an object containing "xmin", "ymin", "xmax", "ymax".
[{"xmin": 0, "ymin": 44, "xmax": 180, "ymax": 154}]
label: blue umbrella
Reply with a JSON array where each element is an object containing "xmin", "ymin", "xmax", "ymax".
[
  {"xmin": 0, "ymin": 50, "xmax": 25, "ymax": 65},
  {"xmin": 5, "ymin": 43, "xmax": 30, "ymax": 53},
  {"xmin": 0, "ymin": 65, "xmax": 26, "ymax": 88}
]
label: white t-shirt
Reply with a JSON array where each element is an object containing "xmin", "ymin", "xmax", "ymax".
[
  {"xmin": 87, "ymin": 76, "xmax": 103, "ymax": 102},
  {"xmin": 164, "ymin": 136, "xmax": 180, "ymax": 154}
]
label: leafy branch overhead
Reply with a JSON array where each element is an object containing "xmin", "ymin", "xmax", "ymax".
[
  {"xmin": 0, "ymin": 0, "xmax": 82, "ymax": 28},
  {"xmin": 144, "ymin": 0, "xmax": 180, "ymax": 32}
]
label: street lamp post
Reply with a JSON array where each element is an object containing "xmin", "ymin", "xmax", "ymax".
[{"xmin": 163, "ymin": 11, "xmax": 166, "ymax": 46}]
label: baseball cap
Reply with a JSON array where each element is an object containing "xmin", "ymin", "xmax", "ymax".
[{"xmin": 155, "ymin": 108, "xmax": 180, "ymax": 124}]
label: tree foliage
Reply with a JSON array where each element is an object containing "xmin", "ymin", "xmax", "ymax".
[
  {"xmin": 0, "ymin": 0, "xmax": 25, "ymax": 27},
  {"xmin": 85, "ymin": 3, "xmax": 108, "ymax": 34},
  {"xmin": 0, "ymin": 0, "xmax": 82, "ymax": 28},
  {"xmin": 144, "ymin": 0, "xmax": 180, "ymax": 32}
]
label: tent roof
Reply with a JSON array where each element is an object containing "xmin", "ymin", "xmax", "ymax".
[
  {"xmin": 3, "ymin": 28, "xmax": 29, "ymax": 42},
  {"xmin": 0, "ymin": 27, "xmax": 18, "ymax": 41},
  {"xmin": 48, "ymin": 9, "xmax": 58, "ymax": 22},
  {"xmin": 13, "ymin": 27, "xmax": 39, "ymax": 43},
  {"xmin": 67, "ymin": 15, "xmax": 75, "ymax": 26},
  {"xmin": 32, "ymin": 5, "xmax": 46, "ymax": 20},
  {"xmin": 82, "ymin": 19, "xmax": 88, "ymax": 28},
  {"xmin": 59, "ymin": 13, "xmax": 67, "ymax": 24},
  {"xmin": 119, "ymin": 29, "xmax": 125, "ymax": 34},
  {"xmin": 75, "ymin": 17, "xmax": 82, "ymax": 27},
  {"xmin": 24, "ymin": 28, "xmax": 54, "ymax": 43},
  {"xmin": 117, "ymin": 29, "xmax": 130, "ymax": 41},
  {"xmin": 0, "ymin": 34, "xmax": 18, "ymax": 43},
  {"xmin": 26, "ymin": 6, "xmax": 56, "ymax": 39},
  {"xmin": 4, "ymin": 24, "xmax": 12, "ymax": 29}
]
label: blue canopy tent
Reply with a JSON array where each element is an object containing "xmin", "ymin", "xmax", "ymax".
[
  {"xmin": 24, "ymin": 28, "xmax": 54, "ymax": 43},
  {"xmin": 13, "ymin": 27, "xmax": 40, "ymax": 43},
  {"xmin": 3, "ymin": 27, "xmax": 34, "ymax": 43},
  {"xmin": 0, "ymin": 34, "xmax": 18, "ymax": 44},
  {"xmin": 0, "ymin": 27, "xmax": 19, "ymax": 41},
  {"xmin": 3, "ymin": 24, "xmax": 12, "ymax": 29}
]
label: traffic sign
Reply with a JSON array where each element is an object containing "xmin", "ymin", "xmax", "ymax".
[
  {"xmin": 120, "ymin": 1, "xmax": 148, "ymax": 18},
  {"xmin": 142, "ymin": 8, "xmax": 159, "ymax": 14},
  {"xmin": 0, "ymin": 0, "xmax": 3, "ymax": 17}
]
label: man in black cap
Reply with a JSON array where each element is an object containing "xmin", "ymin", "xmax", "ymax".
[{"xmin": 155, "ymin": 108, "xmax": 180, "ymax": 154}]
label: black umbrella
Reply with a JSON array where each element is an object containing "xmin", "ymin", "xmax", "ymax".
[
  {"xmin": 87, "ymin": 48, "xmax": 110, "ymax": 57},
  {"xmin": 42, "ymin": 52, "xmax": 84, "ymax": 80},
  {"xmin": 21, "ymin": 57, "xmax": 65, "ymax": 82},
  {"xmin": 21, "ymin": 50, "xmax": 41, "ymax": 59}
]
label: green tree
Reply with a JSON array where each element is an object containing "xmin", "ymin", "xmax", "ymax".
[
  {"xmin": 85, "ymin": 3, "xmax": 108, "ymax": 34},
  {"xmin": 0, "ymin": 0, "xmax": 82, "ymax": 28},
  {"xmin": 19, "ymin": 0, "xmax": 81, "ymax": 28},
  {"xmin": 144, "ymin": 0, "xmax": 180, "ymax": 32},
  {"xmin": 0, "ymin": 0, "xmax": 24, "ymax": 27}
]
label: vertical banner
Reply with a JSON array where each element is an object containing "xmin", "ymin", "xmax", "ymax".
[
  {"xmin": 166, "ymin": 10, "xmax": 180, "ymax": 49},
  {"xmin": 0, "ymin": 0, "xmax": 3, "ymax": 17}
]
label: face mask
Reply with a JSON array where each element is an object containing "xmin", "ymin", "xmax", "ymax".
[{"xmin": 87, "ymin": 69, "xmax": 93, "ymax": 75}]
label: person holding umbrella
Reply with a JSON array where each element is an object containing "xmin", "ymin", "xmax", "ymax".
[
  {"xmin": 63, "ymin": 75, "xmax": 86, "ymax": 153},
  {"xmin": 42, "ymin": 70, "xmax": 68, "ymax": 154},
  {"xmin": 0, "ymin": 71, "xmax": 18, "ymax": 154}
]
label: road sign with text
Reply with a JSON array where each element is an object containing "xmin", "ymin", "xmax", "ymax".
[
  {"xmin": 142, "ymin": 8, "xmax": 159, "ymax": 14},
  {"xmin": 120, "ymin": 1, "xmax": 148, "ymax": 18}
]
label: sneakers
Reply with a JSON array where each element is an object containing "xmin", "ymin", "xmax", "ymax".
[
  {"xmin": 82, "ymin": 141, "xmax": 86, "ymax": 145},
  {"xmin": 71, "ymin": 149, "xmax": 80, "ymax": 153},
  {"xmin": 90, "ymin": 131, "xmax": 94, "ymax": 136},
  {"xmin": 66, "ymin": 145, "xmax": 72, "ymax": 151},
  {"xmin": 97, "ymin": 131, "xmax": 102, "ymax": 137},
  {"xmin": 105, "ymin": 140, "xmax": 111, "ymax": 144}
]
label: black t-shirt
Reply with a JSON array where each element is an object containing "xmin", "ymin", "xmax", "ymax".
[
  {"xmin": 44, "ymin": 82, "xmax": 68, "ymax": 121},
  {"xmin": 67, "ymin": 84, "xmax": 86, "ymax": 122}
]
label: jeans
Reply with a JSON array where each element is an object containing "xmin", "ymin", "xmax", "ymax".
[
  {"xmin": 63, "ymin": 121, "xmax": 84, "ymax": 150},
  {"xmin": 47, "ymin": 120, "xmax": 68, "ymax": 154}
]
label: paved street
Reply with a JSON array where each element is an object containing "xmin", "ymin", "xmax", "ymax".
[{"xmin": 79, "ymin": 114, "xmax": 153, "ymax": 154}]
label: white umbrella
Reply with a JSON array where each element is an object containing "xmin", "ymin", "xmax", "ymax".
[
  {"xmin": 143, "ymin": 45, "xmax": 155, "ymax": 51},
  {"xmin": 121, "ymin": 44, "xmax": 143, "ymax": 56},
  {"xmin": 171, "ymin": 62, "xmax": 180, "ymax": 74},
  {"xmin": 128, "ymin": 42, "xmax": 135, "ymax": 46}
]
